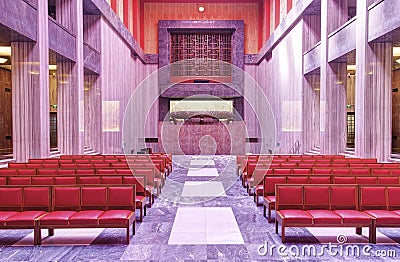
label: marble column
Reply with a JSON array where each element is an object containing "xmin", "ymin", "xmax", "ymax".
[
  {"xmin": 319, "ymin": 0, "xmax": 347, "ymax": 154},
  {"xmin": 11, "ymin": 0, "xmax": 50, "ymax": 162},
  {"xmin": 56, "ymin": 0, "xmax": 84, "ymax": 155},
  {"xmin": 355, "ymin": 0, "xmax": 392, "ymax": 162}
]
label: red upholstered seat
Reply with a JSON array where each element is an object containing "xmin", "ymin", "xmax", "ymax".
[
  {"xmin": 292, "ymin": 169, "xmax": 311, "ymax": 175},
  {"xmin": 116, "ymin": 169, "xmax": 132, "ymax": 175},
  {"xmin": 378, "ymin": 177, "xmax": 399, "ymax": 184},
  {"xmin": 0, "ymin": 169, "xmax": 17, "ymax": 176},
  {"xmin": 81, "ymin": 187, "xmax": 107, "ymax": 207},
  {"xmin": 41, "ymin": 164, "xmax": 58, "ymax": 169},
  {"xmin": 264, "ymin": 196, "xmax": 275, "ymax": 204},
  {"xmin": 264, "ymin": 176, "xmax": 285, "ymax": 194},
  {"xmin": 98, "ymin": 210, "xmax": 132, "ymax": 225},
  {"xmin": 387, "ymin": 187, "xmax": 400, "ymax": 209},
  {"xmin": 5, "ymin": 211, "xmax": 46, "ymax": 226},
  {"xmin": 334, "ymin": 177, "xmax": 356, "ymax": 184},
  {"xmin": 0, "ymin": 211, "xmax": 18, "ymax": 226},
  {"xmin": 102, "ymin": 176, "xmax": 123, "ymax": 184},
  {"xmin": 18, "ymin": 169, "xmax": 36, "ymax": 176},
  {"xmin": 58, "ymin": 169, "xmax": 75, "ymax": 175},
  {"xmin": 53, "ymin": 187, "xmax": 80, "ymax": 207},
  {"xmin": 39, "ymin": 211, "xmax": 77, "ymax": 225},
  {"xmin": 287, "ymin": 176, "xmax": 308, "ymax": 184},
  {"xmin": 108, "ymin": 187, "xmax": 134, "ymax": 206},
  {"xmin": 356, "ymin": 177, "xmax": 377, "ymax": 184},
  {"xmin": 0, "ymin": 188, "xmax": 23, "ymax": 207},
  {"xmin": 278, "ymin": 210, "xmax": 313, "ymax": 224},
  {"xmin": 54, "ymin": 177, "xmax": 76, "ymax": 185},
  {"xmin": 274, "ymin": 169, "xmax": 292, "ymax": 175},
  {"xmin": 37, "ymin": 169, "xmax": 56, "ymax": 176},
  {"xmin": 97, "ymin": 169, "xmax": 116, "ymax": 175},
  {"xmin": 364, "ymin": 210, "xmax": 400, "ymax": 225},
  {"xmin": 309, "ymin": 176, "xmax": 330, "ymax": 184},
  {"xmin": 307, "ymin": 210, "xmax": 342, "ymax": 224},
  {"xmin": 373, "ymin": 169, "xmax": 391, "ymax": 176},
  {"xmin": 352, "ymin": 169, "xmax": 370, "ymax": 175},
  {"xmin": 24, "ymin": 187, "xmax": 50, "ymax": 207},
  {"xmin": 69, "ymin": 210, "xmax": 104, "ymax": 225},
  {"xmin": 9, "ymin": 177, "xmax": 31, "ymax": 185},
  {"xmin": 79, "ymin": 176, "xmax": 101, "ymax": 184},
  {"xmin": 313, "ymin": 168, "xmax": 331, "ymax": 175},
  {"xmin": 76, "ymin": 169, "xmax": 95, "ymax": 175},
  {"xmin": 256, "ymin": 184, "xmax": 263, "ymax": 194},
  {"xmin": 334, "ymin": 210, "xmax": 372, "ymax": 223},
  {"xmin": 331, "ymin": 186, "xmax": 357, "ymax": 209},
  {"xmin": 304, "ymin": 186, "xmax": 330, "ymax": 209},
  {"xmin": 32, "ymin": 177, "xmax": 54, "ymax": 185},
  {"xmin": 0, "ymin": 177, "xmax": 6, "ymax": 185},
  {"xmin": 136, "ymin": 196, "xmax": 146, "ymax": 203}
]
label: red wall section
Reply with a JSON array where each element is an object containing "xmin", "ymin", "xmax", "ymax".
[{"xmin": 143, "ymin": 2, "xmax": 260, "ymax": 54}]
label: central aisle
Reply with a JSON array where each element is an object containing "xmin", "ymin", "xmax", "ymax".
[{"xmin": 120, "ymin": 155, "xmax": 313, "ymax": 260}]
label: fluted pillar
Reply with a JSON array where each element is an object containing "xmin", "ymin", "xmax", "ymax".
[
  {"xmin": 355, "ymin": 0, "xmax": 392, "ymax": 162},
  {"xmin": 319, "ymin": 0, "xmax": 348, "ymax": 154},
  {"xmin": 56, "ymin": 0, "xmax": 84, "ymax": 154},
  {"xmin": 11, "ymin": 0, "xmax": 50, "ymax": 162}
]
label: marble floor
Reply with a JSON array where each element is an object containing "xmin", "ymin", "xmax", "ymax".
[{"xmin": 0, "ymin": 155, "xmax": 400, "ymax": 261}]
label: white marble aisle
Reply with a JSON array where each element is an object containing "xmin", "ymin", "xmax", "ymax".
[{"xmin": 169, "ymin": 155, "xmax": 244, "ymax": 245}]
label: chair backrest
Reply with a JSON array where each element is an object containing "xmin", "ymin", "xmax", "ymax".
[
  {"xmin": 292, "ymin": 168, "xmax": 311, "ymax": 175},
  {"xmin": 273, "ymin": 168, "xmax": 292, "ymax": 175},
  {"xmin": 360, "ymin": 186, "xmax": 387, "ymax": 211},
  {"xmin": 263, "ymin": 176, "xmax": 286, "ymax": 196},
  {"xmin": 276, "ymin": 185, "xmax": 303, "ymax": 210},
  {"xmin": 387, "ymin": 187, "xmax": 400, "ymax": 210},
  {"xmin": 53, "ymin": 186, "xmax": 81, "ymax": 211},
  {"xmin": 304, "ymin": 186, "xmax": 330, "ymax": 210},
  {"xmin": 81, "ymin": 186, "xmax": 107, "ymax": 210},
  {"xmin": 107, "ymin": 186, "xmax": 135, "ymax": 210},
  {"xmin": 330, "ymin": 185, "xmax": 358, "ymax": 210}
]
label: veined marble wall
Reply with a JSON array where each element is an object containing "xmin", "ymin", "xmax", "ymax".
[
  {"xmin": 100, "ymin": 18, "xmax": 157, "ymax": 154},
  {"xmin": 256, "ymin": 21, "xmax": 304, "ymax": 154}
]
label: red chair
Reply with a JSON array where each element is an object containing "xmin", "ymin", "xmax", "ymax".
[{"xmin": 9, "ymin": 177, "xmax": 32, "ymax": 185}]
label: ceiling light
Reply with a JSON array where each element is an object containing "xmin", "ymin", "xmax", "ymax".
[
  {"xmin": 394, "ymin": 47, "xmax": 400, "ymax": 57},
  {"xmin": 0, "ymin": 58, "xmax": 7, "ymax": 64},
  {"xmin": 347, "ymin": 65, "xmax": 356, "ymax": 71},
  {"xmin": 198, "ymin": 6, "xmax": 205, "ymax": 12},
  {"xmin": 396, "ymin": 59, "xmax": 400, "ymax": 64},
  {"xmin": 49, "ymin": 65, "xmax": 57, "ymax": 70},
  {"xmin": 0, "ymin": 46, "xmax": 11, "ymax": 56}
]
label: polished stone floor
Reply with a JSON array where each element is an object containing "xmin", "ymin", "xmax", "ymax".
[{"xmin": 0, "ymin": 155, "xmax": 400, "ymax": 261}]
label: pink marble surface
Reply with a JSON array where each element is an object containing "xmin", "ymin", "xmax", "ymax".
[{"xmin": 158, "ymin": 121, "xmax": 246, "ymax": 155}]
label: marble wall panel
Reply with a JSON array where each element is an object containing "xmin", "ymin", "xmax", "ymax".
[
  {"xmin": 11, "ymin": 0, "xmax": 50, "ymax": 162},
  {"xmin": 158, "ymin": 121, "xmax": 246, "ymax": 155}
]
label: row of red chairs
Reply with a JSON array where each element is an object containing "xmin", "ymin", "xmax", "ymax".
[
  {"xmin": 275, "ymin": 184, "xmax": 400, "ymax": 244},
  {"xmin": 259, "ymin": 174, "xmax": 400, "ymax": 222},
  {"xmin": 0, "ymin": 185, "xmax": 137, "ymax": 245},
  {"xmin": 0, "ymin": 174, "xmax": 150, "ymax": 221}
]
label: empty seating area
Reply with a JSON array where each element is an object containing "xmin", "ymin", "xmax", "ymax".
[
  {"xmin": 0, "ymin": 154, "xmax": 172, "ymax": 245},
  {"xmin": 237, "ymin": 154, "xmax": 400, "ymax": 243}
]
